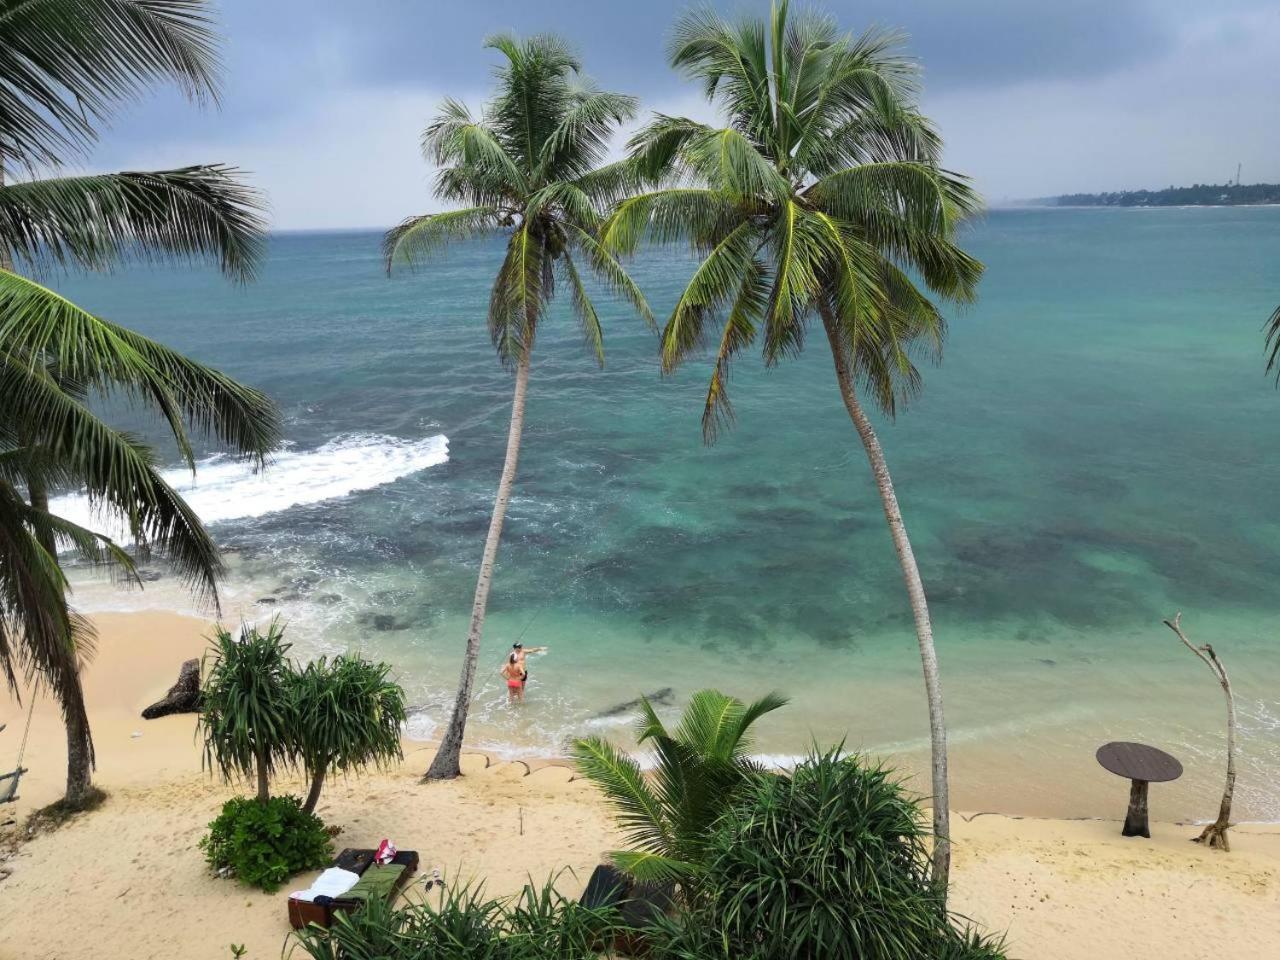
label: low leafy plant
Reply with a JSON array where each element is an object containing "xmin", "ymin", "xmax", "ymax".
[
  {"xmin": 290, "ymin": 873, "xmax": 619, "ymax": 960},
  {"xmin": 646, "ymin": 747, "xmax": 1006, "ymax": 960},
  {"xmin": 572, "ymin": 688, "xmax": 787, "ymax": 882},
  {"xmin": 199, "ymin": 795, "xmax": 332, "ymax": 892}
]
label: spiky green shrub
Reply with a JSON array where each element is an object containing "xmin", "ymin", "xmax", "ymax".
[
  {"xmin": 293, "ymin": 654, "xmax": 407, "ymax": 815},
  {"xmin": 199, "ymin": 620, "xmax": 295, "ymax": 803},
  {"xmin": 645, "ymin": 747, "xmax": 1006, "ymax": 960},
  {"xmin": 572, "ymin": 688, "xmax": 787, "ymax": 882},
  {"xmin": 199, "ymin": 795, "xmax": 332, "ymax": 892},
  {"xmin": 290, "ymin": 873, "xmax": 619, "ymax": 960}
]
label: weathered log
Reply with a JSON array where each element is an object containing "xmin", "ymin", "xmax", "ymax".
[{"xmin": 141, "ymin": 659, "xmax": 203, "ymax": 719}]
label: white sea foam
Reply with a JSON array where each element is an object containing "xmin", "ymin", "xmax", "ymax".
[{"xmin": 49, "ymin": 433, "xmax": 449, "ymax": 543}]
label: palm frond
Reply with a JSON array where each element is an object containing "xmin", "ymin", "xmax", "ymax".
[
  {"xmin": 0, "ymin": 269, "xmax": 280, "ymax": 467},
  {"xmin": 488, "ymin": 223, "xmax": 549, "ymax": 367},
  {"xmin": 559, "ymin": 250, "xmax": 604, "ymax": 367},
  {"xmin": 563, "ymin": 222, "xmax": 654, "ymax": 329},
  {"xmin": 381, "ymin": 206, "xmax": 502, "ymax": 273},
  {"xmin": 599, "ymin": 187, "xmax": 740, "ymax": 257},
  {"xmin": 0, "ymin": 0, "xmax": 221, "ymax": 168},
  {"xmin": 572, "ymin": 735, "xmax": 672, "ymax": 854},
  {"xmin": 423, "ymin": 100, "xmax": 528, "ymax": 198},
  {"xmin": 701, "ymin": 255, "xmax": 768, "ymax": 442},
  {"xmin": 0, "ymin": 166, "xmax": 266, "ymax": 281},
  {"xmin": 668, "ymin": 9, "xmax": 772, "ymax": 141},
  {"xmin": 1, "ymin": 353, "xmax": 225, "ymax": 607},
  {"xmin": 1266, "ymin": 304, "xmax": 1280, "ymax": 385},
  {"xmin": 538, "ymin": 88, "xmax": 638, "ymax": 182},
  {"xmin": 660, "ymin": 220, "xmax": 761, "ymax": 373}
]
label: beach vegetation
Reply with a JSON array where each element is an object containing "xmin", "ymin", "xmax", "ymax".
[
  {"xmin": 601, "ymin": 0, "xmax": 982, "ymax": 891},
  {"xmin": 647, "ymin": 746, "xmax": 1004, "ymax": 959},
  {"xmin": 0, "ymin": 0, "xmax": 274, "ymax": 807},
  {"xmin": 293, "ymin": 654, "xmax": 407, "ymax": 815},
  {"xmin": 200, "ymin": 621, "xmax": 296, "ymax": 804},
  {"xmin": 199, "ymin": 794, "xmax": 332, "ymax": 893},
  {"xmin": 572, "ymin": 688, "xmax": 787, "ymax": 883},
  {"xmin": 384, "ymin": 33, "xmax": 653, "ymax": 781},
  {"xmin": 199, "ymin": 621, "xmax": 408, "ymax": 811},
  {"xmin": 290, "ymin": 872, "xmax": 619, "ymax": 960}
]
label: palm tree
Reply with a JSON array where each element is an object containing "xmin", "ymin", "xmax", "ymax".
[
  {"xmin": 601, "ymin": 2, "xmax": 983, "ymax": 890},
  {"xmin": 293, "ymin": 654, "xmax": 407, "ymax": 815},
  {"xmin": 0, "ymin": 0, "xmax": 276, "ymax": 805},
  {"xmin": 573, "ymin": 688, "xmax": 787, "ymax": 883},
  {"xmin": 199, "ymin": 622, "xmax": 294, "ymax": 804},
  {"xmin": 384, "ymin": 34, "xmax": 651, "ymax": 780}
]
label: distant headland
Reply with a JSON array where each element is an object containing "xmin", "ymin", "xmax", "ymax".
[{"xmin": 1022, "ymin": 182, "xmax": 1280, "ymax": 208}]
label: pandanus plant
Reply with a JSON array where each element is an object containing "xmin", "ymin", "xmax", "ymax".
[
  {"xmin": 293, "ymin": 654, "xmax": 406, "ymax": 815},
  {"xmin": 602, "ymin": 1, "xmax": 984, "ymax": 891}
]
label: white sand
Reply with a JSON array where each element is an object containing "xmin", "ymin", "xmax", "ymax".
[{"xmin": 1, "ymin": 612, "xmax": 1276, "ymax": 960}]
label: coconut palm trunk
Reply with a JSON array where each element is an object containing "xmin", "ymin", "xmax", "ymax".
[
  {"xmin": 30, "ymin": 480, "xmax": 97, "ymax": 805},
  {"xmin": 426, "ymin": 348, "xmax": 532, "ymax": 780},
  {"xmin": 18, "ymin": 397, "xmax": 98, "ymax": 804},
  {"xmin": 821, "ymin": 309, "xmax": 951, "ymax": 885}
]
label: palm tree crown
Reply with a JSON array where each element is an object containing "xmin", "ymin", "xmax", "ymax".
[
  {"xmin": 385, "ymin": 33, "xmax": 653, "ymax": 361},
  {"xmin": 604, "ymin": 1, "xmax": 982, "ymax": 436}
]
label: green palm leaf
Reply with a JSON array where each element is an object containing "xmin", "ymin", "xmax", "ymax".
[
  {"xmin": 574, "ymin": 688, "xmax": 785, "ymax": 889},
  {"xmin": 0, "ymin": 269, "xmax": 279, "ymax": 467},
  {"xmin": 0, "ymin": 0, "xmax": 221, "ymax": 168},
  {"xmin": 0, "ymin": 166, "xmax": 265, "ymax": 280}
]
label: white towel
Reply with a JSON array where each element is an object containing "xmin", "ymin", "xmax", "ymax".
[{"xmin": 289, "ymin": 867, "xmax": 361, "ymax": 902}]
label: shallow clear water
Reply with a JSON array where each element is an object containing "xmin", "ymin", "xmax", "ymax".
[{"xmin": 58, "ymin": 207, "xmax": 1280, "ymax": 819}]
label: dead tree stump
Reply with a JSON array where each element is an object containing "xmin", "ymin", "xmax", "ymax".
[{"xmin": 141, "ymin": 659, "xmax": 203, "ymax": 719}]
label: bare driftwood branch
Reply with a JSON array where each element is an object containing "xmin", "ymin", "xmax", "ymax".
[{"xmin": 1163, "ymin": 612, "xmax": 1236, "ymax": 851}]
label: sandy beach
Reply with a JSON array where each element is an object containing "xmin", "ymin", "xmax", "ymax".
[{"xmin": 0, "ymin": 611, "xmax": 1277, "ymax": 960}]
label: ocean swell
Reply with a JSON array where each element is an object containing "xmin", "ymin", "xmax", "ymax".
[{"xmin": 49, "ymin": 433, "xmax": 449, "ymax": 542}]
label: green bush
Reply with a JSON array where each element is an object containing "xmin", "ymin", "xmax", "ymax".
[
  {"xmin": 199, "ymin": 795, "xmax": 333, "ymax": 892},
  {"xmin": 290, "ymin": 874, "xmax": 619, "ymax": 960},
  {"xmin": 646, "ymin": 747, "xmax": 1005, "ymax": 960}
]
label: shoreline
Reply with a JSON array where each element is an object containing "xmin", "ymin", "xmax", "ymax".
[
  {"xmin": 1, "ymin": 610, "xmax": 1278, "ymax": 960},
  {"xmin": 11, "ymin": 607, "xmax": 1271, "ymax": 824}
]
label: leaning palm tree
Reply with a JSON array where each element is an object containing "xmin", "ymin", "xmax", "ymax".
[
  {"xmin": 0, "ymin": 0, "xmax": 276, "ymax": 805},
  {"xmin": 602, "ymin": 2, "xmax": 983, "ymax": 890},
  {"xmin": 384, "ymin": 34, "xmax": 651, "ymax": 780},
  {"xmin": 0, "ymin": 304, "xmax": 277, "ymax": 803},
  {"xmin": 573, "ymin": 688, "xmax": 787, "ymax": 883}
]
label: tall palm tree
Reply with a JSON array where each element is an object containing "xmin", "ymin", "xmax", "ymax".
[
  {"xmin": 0, "ymin": 0, "xmax": 276, "ymax": 804},
  {"xmin": 602, "ymin": 2, "xmax": 983, "ymax": 890},
  {"xmin": 383, "ymin": 34, "xmax": 651, "ymax": 780},
  {"xmin": 573, "ymin": 688, "xmax": 787, "ymax": 883}
]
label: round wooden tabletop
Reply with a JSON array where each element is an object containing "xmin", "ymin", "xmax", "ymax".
[{"xmin": 1096, "ymin": 741, "xmax": 1183, "ymax": 782}]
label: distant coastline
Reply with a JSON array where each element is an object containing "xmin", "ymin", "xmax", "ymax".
[{"xmin": 1016, "ymin": 181, "xmax": 1280, "ymax": 208}]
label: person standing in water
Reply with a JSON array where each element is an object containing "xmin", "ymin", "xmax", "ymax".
[{"xmin": 500, "ymin": 642, "xmax": 547, "ymax": 702}]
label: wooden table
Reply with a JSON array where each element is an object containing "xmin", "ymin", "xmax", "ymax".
[{"xmin": 1096, "ymin": 741, "xmax": 1183, "ymax": 837}]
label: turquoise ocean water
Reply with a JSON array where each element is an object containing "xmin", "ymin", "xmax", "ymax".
[{"xmin": 57, "ymin": 207, "xmax": 1280, "ymax": 820}]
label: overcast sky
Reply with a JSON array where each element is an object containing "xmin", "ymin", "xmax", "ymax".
[{"xmin": 85, "ymin": 0, "xmax": 1280, "ymax": 230}]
